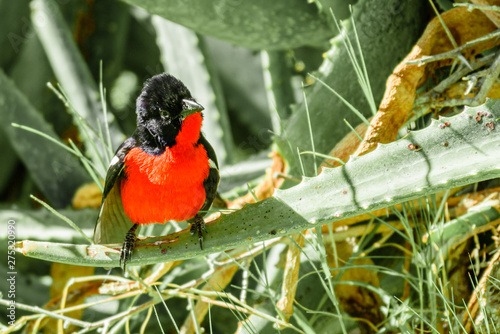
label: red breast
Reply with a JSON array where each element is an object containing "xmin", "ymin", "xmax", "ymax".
[{"xmin": 120, "ymin": 113, "xmax": 209, "ymax": 224}]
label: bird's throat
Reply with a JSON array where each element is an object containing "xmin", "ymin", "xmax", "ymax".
[
  {"xmin": 138, "ymin": 112, "xmax": 203, "ymax": 155},
  {"xmin": 175, "ymin": 113, "xmax": 203, "ymax": 146}
]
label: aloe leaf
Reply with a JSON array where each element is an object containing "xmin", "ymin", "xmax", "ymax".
[
  {"xmin": 9, "ymin": 31, "xmax": 73, "ymax": 136},
  {"xmin": 119, "ymin": 0, "xmax": 333, "ymax": 50},
  {"xmin": 0, "ymin": 129, "xmax": 17, "ymax": 193},
  {"xmin": 0, "ymin": 0, "xmax": 30, "ymax": 68},
  {"xmin": 30, "ymin": 0, "xmax": 124, "ymax": 158},
  {"xmin": 0, "ymin": 208, "xmax": 96, "ymax": 244},
  {"xmin": 277, "ymin": 0, "xmax": 428, "ymax": 178},
  {"xmin": 424, "ymin": 203, "xmax": 500, "ymax": 258},
  {"xmin": 261, "ymin": 50, "xmax": 295, "ymax": 134},
  {"xmin": 0, "ymin": 70, "xmax": 90, "ymax": 207},
  {"xmin": 218, "ymin": 152, "xmax": 272, "ymax": 193},
  {"xmin": 152, "ymin": 16, "xmax": 233, "ymax": 164},
  {"xmin": 203, "ymin": 37, "xmax": 271, "ymax": 149},
  {"xmin": 16, "ymin": 100, "xmax": 500, "ymax": 266},
  {"xmin": 85, "ymin": 0, "xmax": 131, "ymax": 87}
]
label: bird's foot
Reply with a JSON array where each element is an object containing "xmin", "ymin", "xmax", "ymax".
[
  {"xmin": 120, "ymin": 224, "xmax": 139, "ymax": 272},
  {"xmin": 189, "ymin": 214, "xmax": 207, "ymax": 249}
]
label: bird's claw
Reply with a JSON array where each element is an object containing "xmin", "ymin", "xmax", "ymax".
[
  {"xmin": 190, "ymin": 215, "xmax": 207, "ymax": 250},
  {"xmin": 120, "ymin": 225, "xmax": 138, "ymax": 272}
]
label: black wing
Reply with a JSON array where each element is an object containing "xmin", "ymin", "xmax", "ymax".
[
  {"xmin": 93, "ymin": 137, "xmax": 136, "ymax": 244},
  {"xmin": 198, "ymin": 133, "xmax": 220, "ymax": 216}
]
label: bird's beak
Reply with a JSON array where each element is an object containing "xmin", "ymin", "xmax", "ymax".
[{"xmin": 181, "ymin": 99, "xmax": 204, "ymax": 119}]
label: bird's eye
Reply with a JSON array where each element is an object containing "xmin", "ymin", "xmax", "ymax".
[{"xmin": 160, "ymin": 110, "xmax": 168, "ymax": 118}]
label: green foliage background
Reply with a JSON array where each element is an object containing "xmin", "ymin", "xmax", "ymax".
[{"xmin": 2, "ymin": 0, "xmax": 500, "ymax": 333}]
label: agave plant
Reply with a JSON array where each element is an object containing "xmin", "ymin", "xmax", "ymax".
[{"xmin": 2, "ymin": 0, "xmax": 500, "ymax": 333}]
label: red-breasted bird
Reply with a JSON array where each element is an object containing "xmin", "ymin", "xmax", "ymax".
[{"xmin": 93, "ymin": 73, "xmax": 219, "ymax": 270}]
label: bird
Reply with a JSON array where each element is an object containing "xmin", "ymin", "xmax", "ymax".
[{"xmin": 93, "ymin": 73, "xmax": 220, "ymax": 270}]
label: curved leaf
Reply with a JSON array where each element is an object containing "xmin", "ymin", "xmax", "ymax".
[
  {"xmin": 120, "ymin": 0, "xmax": 333, "ymax": 50},
  {"xmin": 277, "ymin": 0, "xmax": 428, "ymax": 177},
  {"xmin": 0, "ymin": 70, "xmax": 89, "ymax": 207},
  {"xmin": 16, "ymin": 100, "xmax": 500, "ymax": 266}
]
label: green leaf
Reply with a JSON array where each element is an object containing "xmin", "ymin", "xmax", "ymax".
[
  {"xmin": 9, "ymin": 34, "xmax": 70, "ymax": 134},
  {"xmin": 277, "ymin": 0, "xmax": 428, "ymax": 178},
  {"xmin": 152, "ymin": 16, "xmax": 234, "ymax": 164},
  {"xmin": 0, "ymin": 128, "xmax": 17, "ymax": 194},
  {"xmin": 0, "ymin": 0, "xmax": 30, "ymax": 68},
  {"xmin": 0, "ymin": 207, "xmax": 96, "ymax": 243},
  {"xmin": 30, "ymin": 0, "xmax": 124, "ymax": 164},
  {"xmin": 85, "ymin": 0, "xmax": 131, "ymax": 87},
  {"xmin": 203, "ymin": 37, "xmax": 271, "ymax": 151},
  {"xmin": 16, "ymin": 100, "xmax": 500, "ymax": 266},
  {"xmin": 261, "ymin": 50, "xmax": 295, "ymax": 134},
  {"xmin": 119, "ymin": 0, "xmax": 333, "ymax": 50},
  {"xmin": 0, "ymin": 70, "xmax": 90, "ymax": 207},
  {"xmin": 424, "ymin": 203, "xmax": 500, "ymax": 257}
]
